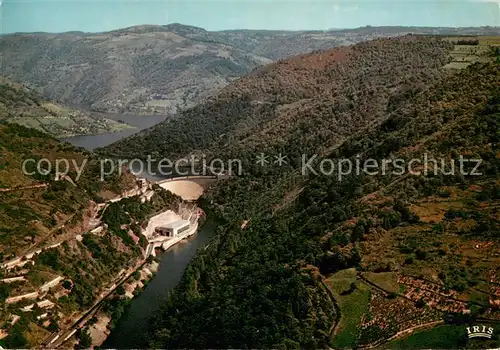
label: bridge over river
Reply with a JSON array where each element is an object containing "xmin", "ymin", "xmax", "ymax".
[{"xmin": 155, "ymin": 174, "xmax": 230, "ymax": 201}]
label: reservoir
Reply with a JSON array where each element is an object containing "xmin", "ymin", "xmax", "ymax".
[
  {"xmin": 102, "ymin": 218, "xmax": 217, "ymax": 348},
  {"xmin": 61, "ymin": 114, "xmax": 167, "ymax": 151},
  {"xmin": 62, "ymin": 114, "xmax": 207, "ymax": 181}
]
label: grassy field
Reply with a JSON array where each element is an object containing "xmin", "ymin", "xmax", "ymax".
[{"xmin": 325, "ymin": 268, "xmax": 372, "ymax": 349}]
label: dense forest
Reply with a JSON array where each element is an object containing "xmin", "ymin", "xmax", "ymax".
[{"xmin": 138, "ymin": 44, "xmax": 500, "ymax": 348}]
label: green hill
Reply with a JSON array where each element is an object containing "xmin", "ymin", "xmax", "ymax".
[
  {"xmin": 0, "ymin": 121, "xmax": 183, "ymax": 348},
  {"xmin": 0, "ymin": 78, "xmax": 131, "ymax": 137},
  {"xmin": 102, "ymin": 35, "xmax": 454, "ymax": 160},
  {"xmin": 123, "ymin": 38, "xmax": 500, "ymax": 348}
]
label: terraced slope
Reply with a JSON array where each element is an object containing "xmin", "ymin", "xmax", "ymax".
[
  {"xmin": 103, "ymin": 36, "xmax": 454, "ymax": 160},
  {"xmin": 0, "ymin": 78, "xmax": 131, "ymax": 137},
  {"xmin": 0, "ymin": 121, "xmax": 183, "ymax": 348}
]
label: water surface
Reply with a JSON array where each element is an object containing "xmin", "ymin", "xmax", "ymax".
[
  {"xmin": 62, "ymin": 114, "xmax": 166, "ymax": 151},
  {"xmin": 102, "ymin": 219, "xmax": 216, "ymax": 348}
]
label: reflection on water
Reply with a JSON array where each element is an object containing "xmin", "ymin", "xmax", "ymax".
[{"xmin": 61, "ymin": 114, "xmax": 167, "ymax": 151}]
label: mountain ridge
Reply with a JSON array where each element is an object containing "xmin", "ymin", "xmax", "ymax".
[
  {"xmin": 102, "ymin": 35, "xmax": 454, "ymax": 160},
  {"xmin": 2, "ymin": 24, "xmax": 499, "ymax": 116},
  {"xmin": 144, "ymin": 58, "xmax": 500, "ymax": 349}
]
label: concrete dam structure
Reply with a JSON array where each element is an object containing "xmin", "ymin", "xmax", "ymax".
[{"xmin": 156, "ymin": 175, "xmax": 228, "ymax": 201}]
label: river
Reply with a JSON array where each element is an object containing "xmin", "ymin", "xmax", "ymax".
[
  {"xmin": 62, "ymin": 114, "xmax": 215, "ymax": 348},
  {"xmin": 102, "ymin": 218, "xmax": 216, "ymax": 349}
]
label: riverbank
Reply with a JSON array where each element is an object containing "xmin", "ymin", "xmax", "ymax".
[
  {"xmin": 84, "ymin": 204, "xmax": 202, "ymax": 347},
  {"xmin": 101, "ymin": 217, "xmax": 217, "ymax": 349},
  {"xmin": 62, "ymin": 114, "xmax": 167, "ymax": 151},
  {"xmin": 88, "ymin": 260, "xmax": 160, "ymax": 348}
]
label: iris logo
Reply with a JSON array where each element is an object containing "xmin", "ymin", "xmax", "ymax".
[{"xmin": 466, "ymin": 325, "xmax": 494, "ymax": 339}]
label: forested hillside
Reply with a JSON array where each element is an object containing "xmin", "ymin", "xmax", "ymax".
[
  {"xmin": 103, "ymin": 36, "xmax": 453, "ymax": 159},
  {"xmin": 0, "ymin": 122, "xmax": 136, "ymax": 258},
  {"xmin": 2, "ymin": 25, "xmax": 496, "ymax": 116},
  {"xmin": 0, "ymin": 121, "xmax": 183, "ymax": 348},
  {"xmin": 0, "ymin": 78, "xmax": 130, "ymax": 137},
  {"xmin": 140, "ymin": 42, "xmax": 500, "ymax": 348}
]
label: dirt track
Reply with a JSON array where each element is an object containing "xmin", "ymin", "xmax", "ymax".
[{"xmin": 0, "ymin": 183, "xmax": 48, "ymax": 192}]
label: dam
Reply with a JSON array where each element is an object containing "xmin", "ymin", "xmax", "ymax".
[{"xmin": 156, "ymin": 175, "xmax": 229, "ymax": 201}]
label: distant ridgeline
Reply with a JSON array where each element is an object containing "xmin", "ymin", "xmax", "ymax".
[
  {"xmin": 4, "ymin": 24, "xmax": 499, "ymax": 116},
  {"xmin": 123, "ymin": 36, "xmax": 500, "ymax": 348},
  {"xmin": 0, "ymin": 121, "xmax": 136, "ymax": 257}
]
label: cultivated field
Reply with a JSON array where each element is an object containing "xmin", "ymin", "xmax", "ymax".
[{"xmin": 443, "ymin": 35, "xmax": 500, "ymax": 69}]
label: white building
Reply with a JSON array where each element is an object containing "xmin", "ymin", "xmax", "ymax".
[{"xmin": 155, "ymin": 219, "xmax": 190, "ymax": 238}]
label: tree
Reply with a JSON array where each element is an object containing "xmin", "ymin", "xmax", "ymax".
[
  {"xmin": 77, "ymin": 327, "xmax": 92, "ymax": 349},
  {"xmin": 116, "ymin": 285, "xmax": 126, "ymax": 296},
  {"xmin": 62, "ymin": 280, "xmax": 73, "ymax": 290},
  {"xmin": 351, "ymin": 224, "xmax": 365, "ymax": 242},
  {"xmin": 340, "ymin": 282, "xmax": 357, "ymax": 295}
]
